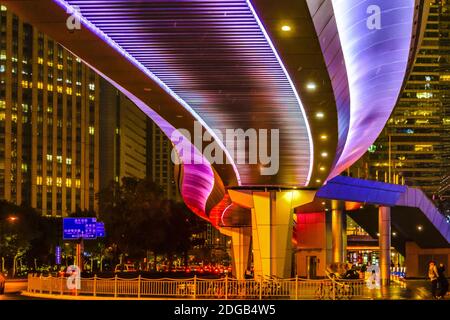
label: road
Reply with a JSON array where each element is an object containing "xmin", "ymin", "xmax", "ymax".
[{"xmin": 0, "ymin": 279, "xmax": 33, "ymax": 300}]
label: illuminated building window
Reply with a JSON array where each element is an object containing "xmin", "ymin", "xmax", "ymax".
[
  {"xmin": 66, "ymin": 179, "xmax": 72, "ymax": 187},
  {"xmin": 57, "ymin": 64, "xmax": 63, "ymax": 70},
  {"xmin": 0, "ymin": 112, "xmax": 5, "ymax": 121},
  {"xmin": 75, "ymin": 179, "xmax": 81, "ymax": 188},
  {"xmin": 47, "ymin": 84, "xmax": 53, "ymax": 91},
  {"xmin": 37, "ymin": 57, "xmax": 43, "ymax": 64},
  {"xmin": 11, "ymin": 114, "xmax": 17, "ymax": 122},
  {"xmin": 46, "ymin": 177, "xmax": 53, "ymax": 186},
  {"xmin": 46, "ymin": 154, "xmax": 52, "ymax": 161},
  {"xmin": 440, "ymin": 75, "xmax": 450, "ymax": 81},
  {"xmin": 414, "ymin": 144, "xmax": 433, "ymax": 152},
  {"xmin": 57, "ymin": 86, "xmax": 63, "ymax": 93},
  {"xmin": 443, "ymin": 118, "xmax": 450, "ymax": 125},
  {"xmin": 56, "ymin": 177, "xmax": 62, "ymax": 187},
  {"xmin": 89, "ymin": 83, "xmax": 95, "ymax": 91},
  {"xmin": 56, "ymin": 155, "xmax": 62, "ymax": 163},
  {"xmin": 89, "ymin": 94, "xmax": 95, "ymax": 101},
  {"xmin": 36, "ymin": 176, "xmax": 43, "ymax": 185},
  {"xmin": 1, "ymin": 5, "xmax": 6, "ymax": 11},
  {"xmin": 89, "ymin": 126, "xmax": 95, "ymax": 135},
  {"xmin": 0, "ymin": 100, "xmax": 4, "ymax": 109},
  {"xmin": 66, "ymin": 158, "xmax": 72, "ymax": 165},
  {"xmin": 47, "ymin": 61, "xmax": 53, "ymax": 67},
  {"xmin": 21, "ymin": 164, "xmax": 27, "ymax": 172},
  {"xmin": 66, "ymin": 87, "xmax": 72, "ymax": 95},
  {"xmin": 37, "ymin": 82, "xmax": 43, "ymax": 89},
  {"xmin": 416, "ymin": 92, "xmax": 433, "ymax": 99}
]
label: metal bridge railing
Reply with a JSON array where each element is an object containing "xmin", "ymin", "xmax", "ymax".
[{"xmin": 26, "ymin": 274, "xmax": 366, "ymax": 300}]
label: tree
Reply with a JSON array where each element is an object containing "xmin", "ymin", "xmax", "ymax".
[
  {"xmin": 0, "ymin": 201, "xmax": 57, "ymax": 276},
  {"xmin": 97, "ymin": 177, "xmax": 208, "ymax": 270}
]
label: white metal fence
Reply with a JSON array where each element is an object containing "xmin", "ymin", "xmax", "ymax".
[{"xmin": 27, "ymin": 274, "xmax": 366, "ymax": 300}]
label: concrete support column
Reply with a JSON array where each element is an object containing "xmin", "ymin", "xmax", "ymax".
[
  {"xmin": 250, "ymin": 208, "xmax": 262, "ymax": 278},
  {"xmin": 229, "ymin": 189, "xmax": 315, "ymax": 279},
  {"xmin": 228, "ymin": 227, "xmax": 251, "ymax": 280},
  {"xmin": 379, "ymin": 206, "xmax": 391, "ymax": 286},
  {"xmin": 331, "ymin": 200, "xmax": 346, "ymax": 264}
]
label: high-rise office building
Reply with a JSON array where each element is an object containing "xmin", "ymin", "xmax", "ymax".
[
  {"xmin": 0, "ymin": 6, "xmax": 99, "ymax": 216},
  {"xmin": 147, "ymin": 121, "xmax": 181, "ymax": 201},
  {"xmin": 99, "ymin": 78, "xmax": 147, "ymax": 188},
  {"xmin": 367, "ymin": 0, "xmax": 450, "ymax": 197}
]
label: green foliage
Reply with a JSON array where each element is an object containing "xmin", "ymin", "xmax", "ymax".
[
  {"xmin": 97, "ymin": 177, "xmax": 207, "ymax": 263},
  {"xmin": 0, "ymin": 201, "xmax": 60, "ymax": 275}
]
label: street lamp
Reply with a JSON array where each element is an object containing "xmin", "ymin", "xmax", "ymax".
[{"xmin": 7, "ymin": 215, "xmax": 18, "ymax": 223}]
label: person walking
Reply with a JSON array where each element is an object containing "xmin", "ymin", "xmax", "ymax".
[
  {"xmin": 437, "ymin": 263, "xmax": 449, "ymax": 299},
  {"xmin": 428, "ymin": 261, "xmax": 440, "ymax": 299}
]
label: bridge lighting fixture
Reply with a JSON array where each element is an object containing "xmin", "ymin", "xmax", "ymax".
[
  {"xmin": 321, "ymin": 152, "xmax": 328, "ymax": 158},
  {"xmin": 281, "ymin": 25, "xmax": 291, "ymax": 32},
  {"xmin": 417, "ymin": 225, "xmax": 423, "ymax": 231},
  {"xmin": 315, "ymin": 112, "xmax": 324, "ymax": 119},
  {"xmin": 307, "ymin": 82, "xmax": 317, "ymax": 90},
  {"xmin": 320, "ymin": 134, "xmax": 328, "ymax": 140},
  {"xmin": 319, "ymin": 166, "xmax": 325, "ymax": 171}
]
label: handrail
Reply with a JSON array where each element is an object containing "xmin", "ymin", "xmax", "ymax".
[{"xmin": 26, "ymin": 274, "xmax": 366, "ymax": 300}]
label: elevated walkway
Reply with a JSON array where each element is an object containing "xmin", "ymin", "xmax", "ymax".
[{"xmin": 317, "ymin": 176, "xmax": 450, "ymax": 254}]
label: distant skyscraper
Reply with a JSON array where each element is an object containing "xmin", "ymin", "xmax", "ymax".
[
  {"xmin": 367, "ymin": 0, "xmax": 450, "ymax": 197},
  {"xmin": 99, "ymin": 78, "xmax": 147, "ymax": 188},
  {"xmin": 147, "ymin": 120, "xmax": 181, "ymax": 201},
  {"xmin": 0, "ymin": 6, "xmax": 99, "ymax": 216}
]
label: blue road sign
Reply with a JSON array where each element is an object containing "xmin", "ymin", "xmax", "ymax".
[
  {"xmin": 63, "ymin": 217, "xmax": 97, "ymax": 240},
  {"xmin": 96, "ymin": 222, "xmax": 105, "ymax": 237},
  {"xmin": 55, "ymin": 246, "xmax": 61, "ymax": 265}
]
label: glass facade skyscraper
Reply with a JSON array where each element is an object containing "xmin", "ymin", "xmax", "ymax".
[
  {"xmin": 0, "ymin": 6, "xmax": 99, "ymax": 216},
  {"xmin": 367, "ymin": 0, "xmax": 450, "ymax": 198}
]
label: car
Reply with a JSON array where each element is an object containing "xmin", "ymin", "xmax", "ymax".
[
  {"xmin": 114, "ymin": 264, "xmax": 136, "ymax": 273},
  {"xmin": 0, "ymin": 273, "xmax": 5, "ymax": 294}
]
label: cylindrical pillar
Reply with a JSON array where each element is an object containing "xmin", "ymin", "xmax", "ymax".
[
  {"xmin": 379, "ymin": 206, "xmax": 391, "ymax": 286},
  {"xmin": 331, "ymin": 201, "xmax": 345, "ymax": 263}
]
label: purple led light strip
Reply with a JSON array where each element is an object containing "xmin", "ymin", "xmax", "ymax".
[
  {"xmin": 53, "ymin": 0, "xmax": 241, "ymax": 185},
  {"xmin": 54, "ymin": 0, "xmax": 314, "ymax": 187}
]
